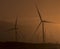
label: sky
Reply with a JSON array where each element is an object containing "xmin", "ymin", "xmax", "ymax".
[{"xmin": 0, "ymin": 0, "xmax": 60, "ymax": 43}]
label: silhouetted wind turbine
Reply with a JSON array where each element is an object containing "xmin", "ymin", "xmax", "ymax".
[
  {"xmin": 34, "ymin": 2, "xmax": 54, "ymax": 43},
  {"xmin": 6, "ymin": 16, "xmax": 18, "ymax": 42}
]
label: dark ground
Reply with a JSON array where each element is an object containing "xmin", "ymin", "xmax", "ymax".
[{"xmin": 0, "ymin": 42, "xmax": 60, "ymax": 49}]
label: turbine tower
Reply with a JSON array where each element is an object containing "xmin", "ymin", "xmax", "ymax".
[
  {"xmin": 34, "ymin": 2, "xmax": 54, "ymax": 43},
  {"xmin": 6, "ymin": 16, "xmax": 18, "ymax": 42}
]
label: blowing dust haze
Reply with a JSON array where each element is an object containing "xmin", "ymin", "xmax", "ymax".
[{"xmin": 0, "ymin": 0, "xmax": 60, "ymax": 43}]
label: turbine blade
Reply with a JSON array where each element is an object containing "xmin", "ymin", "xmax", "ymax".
[
  {"xmin": 34, "ymin": 1, "xmax": 42, "ymax": 21},
  {"xmin": 5, "ymin": 28, "xmax": 18, "ymax": 32},
  {"xmin": 43, "ymin": 20, "xmax": 54, "ymax": 23},
  {"xmin": 6, "ymin": 28, "xmax": 15, "ymax": 32},
  {"xmin": 15, "ymin": 16, "xmax": 18, "ymax": 28},
  {"xmin": 34, "ymin": 22, "xmax": 41, "ymax": 33}
]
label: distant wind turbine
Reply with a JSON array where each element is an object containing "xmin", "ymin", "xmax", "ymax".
[
  {"xmin": 6, "ymin": 16, "xmax": 18, "ymax": 42},
  {"xmin": 34, "ymin": 2, "xmax": 54, "ymax": 43}
]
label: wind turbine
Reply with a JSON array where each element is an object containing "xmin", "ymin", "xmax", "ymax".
[
  {"xmin": 6, "ymin": 16, "xmax": 19, "ymax": 42},
  {"xmin": 34, "ymin": 2, "xmax": 54, "ymax": 43}
]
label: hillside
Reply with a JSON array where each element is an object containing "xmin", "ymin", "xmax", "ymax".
[{"xmin": 0, "ymin": 42, "xmax": 59, "ymax": 49}]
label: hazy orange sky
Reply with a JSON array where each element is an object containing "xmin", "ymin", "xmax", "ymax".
[{"xmin": 0, "ymin": 0, "xmax": 60, "ymax": 43}]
